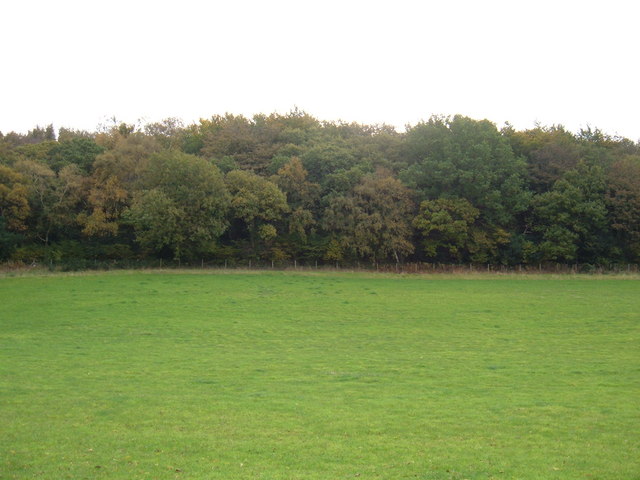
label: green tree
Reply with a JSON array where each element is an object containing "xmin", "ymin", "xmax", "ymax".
[
  {"xmin": 401, "ymin": 115, "xmax": 529, "ymax": 226},
  {"xmin": 413, "ymin": 198, "xmax": 479, "ymax": 262},
  {"xmin": 56, "ymin": 127, "xmax": 95, "ymax": 143},
  {"xmin": 225, "ymin": 169, "xmax": 289, "ymax": 255},
  {"xmin": 0, "ymin": 136, "xmax": 19, "ymax": 165},
  {"xmin": 143, "ymin": 118, "xmax": 185, "ymax": 150},
  {"xmin": 0, "ymin": 165, "xmax": 30, "ymax": 232},
  {"xmin": 14, "ymin": 160, "xmax": 86, "ymax": 245},
  {"xmin": 13, "ymin": 141, "xmax": 57, "ymax": 165},
  {"xmin": 531, "ymin": 163, "xmax": 610, "ymax": 263},
  {"xmin": 401, "ymin": 115, "xmax": 530, "ymax": 263},
  {"xmin": 606, "ymin": 156, "xmax": 640, "ymax": 261},
  {"xmin": 505, "ymin": 124, "xmax": 581, "ymax": 193},
  {"xmin": 273, "ymin": 157, "xmax": 320, "ymax": 243},
  {"xmin": 0, "ymin": 216, "xmax": 22, "ymax": 260},
  {"xmin": 412, "ymin": 197, "xmax": 511, "ymax": 264},
  {"xmin": 301, "ymin": 142, "xmax": 359, "ymax": 188},
  {"xmin": 47, "ymin": 138, "xmax": 105, "ymax": 172},
  {"xmin": 92, "ymin": 132, "xmax": 160, "ymax": 185},
  {"xmin": 199, "ymin": 114, "xmax": 280, "ymax": 174},
  {"xmin": 80, "ymin": 133, "xmax": 161, "ymax": 237},
  {"xmin": 323, "ymin": 171, "xmax": 414, "ymax": 263},
  {"xmin": 125, "ymin": 151, "xmax": 230, "ymax": 260}
]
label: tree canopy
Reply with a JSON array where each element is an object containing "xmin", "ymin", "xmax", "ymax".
[{"xmin": 1, "ymin": 112, "xmax": 639, "ymax": 267}]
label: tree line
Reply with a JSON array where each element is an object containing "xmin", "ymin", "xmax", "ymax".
[{"xmin": 1, "ymin": 111, "xmax": 639, "ymax": 268}]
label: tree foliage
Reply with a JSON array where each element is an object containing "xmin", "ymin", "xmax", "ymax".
[
  {"xmin": 531, "ymin": 164, "xmax": 609, "ymax": 262},
  {"xmin": 225, "ymin": 169, "xmax": 288, "ymax": 255},
  {"xmin": 126, "ymin": 151, "xmax": 229, "ymax": 260},
  {"xmin": 413, "ymin": 198, "xmax": 479, "ymax": 262},
  {"xmin": 324, "ymin": 171, "xmax": 414, "ymax": 263},
  {"xmin": 1, "ymin": 112, "xmax": 639, "ymax": 266},
  {"xmin": 0, "ymin": 165, "xmax": 30, "ymax": 232}
]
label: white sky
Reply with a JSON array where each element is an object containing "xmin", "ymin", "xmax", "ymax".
[{"xmin": 1, "ymin": 0, "xmax": 638, "ymax": 140}]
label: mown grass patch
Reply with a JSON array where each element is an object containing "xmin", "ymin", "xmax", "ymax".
[{"xmin": 1, "ymin": 271, "xmax": 638, "ymax": 479}]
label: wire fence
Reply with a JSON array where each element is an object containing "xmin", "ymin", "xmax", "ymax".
[{"xmin": 3, "ymin": 258, "xmax": 638, "ymax": 275}]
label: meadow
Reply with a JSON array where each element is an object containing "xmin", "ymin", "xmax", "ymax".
[{"xmin": 1, "ymin": 270, "xmax": 638, "ymax": 479}]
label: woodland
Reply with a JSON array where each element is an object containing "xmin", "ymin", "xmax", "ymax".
[{"xmin": 1, "ymin": 111, "xmax": 639, "ymax": 268}]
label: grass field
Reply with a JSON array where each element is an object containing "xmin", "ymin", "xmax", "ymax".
[{"xmin": 1, "ymin": 271, "xmax": 639, "ymax": 479}]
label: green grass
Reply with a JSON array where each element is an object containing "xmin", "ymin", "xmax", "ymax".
[{"xmin": 1, "ymin": 271, "xmax": 639, "ymax": 479}]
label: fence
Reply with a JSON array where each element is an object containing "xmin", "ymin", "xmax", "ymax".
[
  {"xmin": 4, "ymin": 258, "xmax": 637, "ymax": 275},
  {"xmin": 213, "ymin": 261, "xmax": 638, "ymax": 274}
]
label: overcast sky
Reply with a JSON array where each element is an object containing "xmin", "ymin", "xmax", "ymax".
[{"xmin": 1, "ymin": 0, "xmax": 638, "ymax": 140}]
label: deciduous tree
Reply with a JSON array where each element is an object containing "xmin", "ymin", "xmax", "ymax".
[
  {"xmin": 413, "ymin": 198, "xmax": 479, "ymax": 262},
  {"xmin": 606, "ymin": 156, "xmax": 640, "ymax": 261},
  {"xmin": 323, "ymin": 171, "xmax": 414, "ymax": 263},
  {"xmin": 531, "ymin": 163, "xmax": 609, "ymax": 262},
  {"xmin": 126, "ymin": 151, "xmax": 230, "ymax": 259},
  {"xmin": 225, "ymin": 169, "xmax": 288, "ymax": 255}
]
